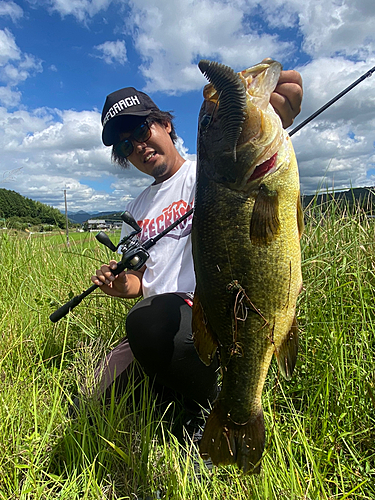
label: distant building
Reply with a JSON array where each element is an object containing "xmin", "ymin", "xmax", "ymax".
[
  {"xmin": 85, "ymin": 219, "xmax": 122, "ymax": 230},
  {"xmin": 86, "ymin": 219, "xmax": 107, "ymax": 230}
]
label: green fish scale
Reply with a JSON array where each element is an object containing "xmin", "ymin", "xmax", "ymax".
[{"xmin": 192, "ymin": 168, "xmax": 299, "ymax": 424}]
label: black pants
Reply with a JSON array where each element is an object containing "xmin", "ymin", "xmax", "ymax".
[{"xmin": 95, "ymin": 293, "xmax": 219, "ymax": 413}]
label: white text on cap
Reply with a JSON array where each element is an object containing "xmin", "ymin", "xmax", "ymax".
[{"xmin": 103, "ymin": 95, "xmax": 142, "ymax": 126}]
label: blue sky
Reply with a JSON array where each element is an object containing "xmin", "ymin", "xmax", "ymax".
[{"xmin": 0, "ymin": 0, "xmax": 374, "ymax": 213}]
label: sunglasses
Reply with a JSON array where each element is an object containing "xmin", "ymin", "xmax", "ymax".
[{"xmin": 114, "ymin": 121, "xmax": 152, "ymax": 158}]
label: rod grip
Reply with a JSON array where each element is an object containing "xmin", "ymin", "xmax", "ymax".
[
  {"xmin": 49, "ymin": 284, "xmax": 98, "ymax": 322},
  {"xmin": 49, "ymin": 261, "xmax": 127, "ymax": 323}
]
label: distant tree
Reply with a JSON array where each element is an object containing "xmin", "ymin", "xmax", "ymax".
[
  {"xmin": 0, "ymin": 188, "xmax": 66, "ymax": 228},
  {"xmin": 7, "ymin": 216, "xmax": 28, "ymax": 230}
]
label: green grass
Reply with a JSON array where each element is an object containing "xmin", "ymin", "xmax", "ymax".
[{"xmin": 0, "ymin": 201, "xmax": 374, "ymax": 499}]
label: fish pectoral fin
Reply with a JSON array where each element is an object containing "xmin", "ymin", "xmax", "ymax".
[
  {"xmin": 276, "ymin": 315, "xmax": 299, "ymax": 380},
  {"xmin": 250, "ymin": 184, "xmax": 280, "ymax": 246},
  {"xmin": 192, "ymin": 292, "xmax": 218, "ymax": 366},
  {"xmin": 199, "ymin": 402, "xmax": 265, "ymax": 475}
]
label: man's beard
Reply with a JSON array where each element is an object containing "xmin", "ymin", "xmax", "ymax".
[{"xmin": 151, "ymin": 163, "xmax": 168, "ymax": 180}]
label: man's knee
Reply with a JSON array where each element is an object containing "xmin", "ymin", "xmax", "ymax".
[{"xmin": 126, "ymin": 302, "xmax": 175, "ymax": 371}]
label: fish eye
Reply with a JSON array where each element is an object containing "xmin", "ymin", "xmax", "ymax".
[{"xmin": 200, "ymin": 114, "xmax": 211, "ymax": 129}]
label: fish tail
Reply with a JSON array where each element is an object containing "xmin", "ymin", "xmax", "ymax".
[{"xmin": 199, "ymin": 401, "xmax": 265, "ymax": 474}]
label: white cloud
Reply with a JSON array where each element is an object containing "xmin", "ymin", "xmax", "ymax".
[
  {"xmin": 0, "ymin": 84, "xmax": 20, "ymax": 106},
  {"xmin": 0, "ymin": 1, "xmax": 23, "ymax": 22},
  {"xmin": 0, "ymin": 28, "xmax": 20, "ymax": 64},
  {"xmin": 0, "ymin": 106, "xmax": 54, "ymax": 143},
  {"xmin": 175, "ymin": 136, "xmax": 196, "ymax": 162},
  {"xmin": 32, "ymin": 0, "xmax": 375, "ymax": 91},
  {"xmin": 295, "ymin": 56, "xmax": 375, "ymax": 121},
  {"xmin": 110, "ymin": 172, "xmax": 152, "ymax": 204},
  {"xmin": 298, "ymin": 0, "xmax": 375, "ymax": 58},
  {"xmin": 293, "ymin": 122, "xmax": 375, "ymax": 194},
  {"xmin": 260, "ymin": 0, "xmax": 375, "ymax": 59},
  {"xmin": 20, "ymin": 109, "xmax": 102, "ymax": 151},
  {"xmin": 44, "ymin": 0, "xmax": 112, "ymax": 22},
  {"xmin": 1, "ymin": 54, "xmax": 43, "ymax": 85},
  {"xmin": 0, "ymin": 28, "xmax": 43, "ymax": 105},
  {"xmin": 125, "ymin": 0, "xmax": 293, "ymax": 93},
  {"xmin": 291, "ymin": 56, "xmax": 375, "ymax": 194},
  {"xmin": 94, "ymin": 40, "xmax": 127, "ymax": 65},
  {"xmin": 0, "ymin": 105, "xmax": 157, "ymax": 212}
]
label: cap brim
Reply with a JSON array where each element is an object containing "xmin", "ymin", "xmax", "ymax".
[{"xmin": 102, "ymin": 111, "xmax": 151, "ymax": 146}]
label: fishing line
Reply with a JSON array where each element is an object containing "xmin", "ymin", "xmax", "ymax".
[{"xmin": 289, "ymin": 65, "xmax": 375, "ymax": 137}]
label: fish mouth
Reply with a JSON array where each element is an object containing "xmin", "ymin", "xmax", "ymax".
[{"xmin": 198, "ymin": 59, "xmax": 284, "ymax": 188}]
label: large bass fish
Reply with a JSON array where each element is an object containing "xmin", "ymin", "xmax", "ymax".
[{"xmin": 191, "ymin": 59, "xmax": 304, "ymax": 474}]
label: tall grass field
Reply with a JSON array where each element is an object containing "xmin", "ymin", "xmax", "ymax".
[{"xmin": 0, "ymin": 198, "xmax": 374, "ymax": 499}]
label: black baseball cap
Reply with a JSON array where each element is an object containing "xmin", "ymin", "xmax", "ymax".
[{"xmin": 101, "ymin": 87, "xmax": 160, "ymax": 146}]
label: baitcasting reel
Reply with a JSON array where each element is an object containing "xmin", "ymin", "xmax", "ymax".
[{"xmin": 49, "ymin": 208, "xmax": 193, "ymax": 322}]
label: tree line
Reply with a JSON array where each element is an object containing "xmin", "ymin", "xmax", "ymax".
[{"xmin": 0, "ymin": 188, "xmax": 66, "ymax": 230}]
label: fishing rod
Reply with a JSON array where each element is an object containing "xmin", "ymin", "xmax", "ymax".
[
  {"xmin": 289, "ymin": 64, "xmax": 375, "ymax": 137},
  {"xmin": 49, "ymin": 208, "xmax": 194, "ymax": 323}
]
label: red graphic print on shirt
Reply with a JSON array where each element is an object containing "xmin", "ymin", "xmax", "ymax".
[{"xmin": 136, "ymin": 199, "xmax": 194, "ymax": 242}]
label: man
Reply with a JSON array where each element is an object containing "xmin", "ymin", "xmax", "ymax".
[{"xmin": 91, "ymin": 67, "xmax": 303, "ymax": 430}]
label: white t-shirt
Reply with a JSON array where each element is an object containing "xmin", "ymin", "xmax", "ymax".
[{"xmin": 120, "ymin": 159, "xmax": 196, "ymax": 298}]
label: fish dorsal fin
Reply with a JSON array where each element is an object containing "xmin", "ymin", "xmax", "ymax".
[
  {"xmin": 276, "ymin": 315, "xmax": 299, "ymax": 380},
  {"xmin": 192, "ymin": 291, "xmax": 218, "ymax": 366}
]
